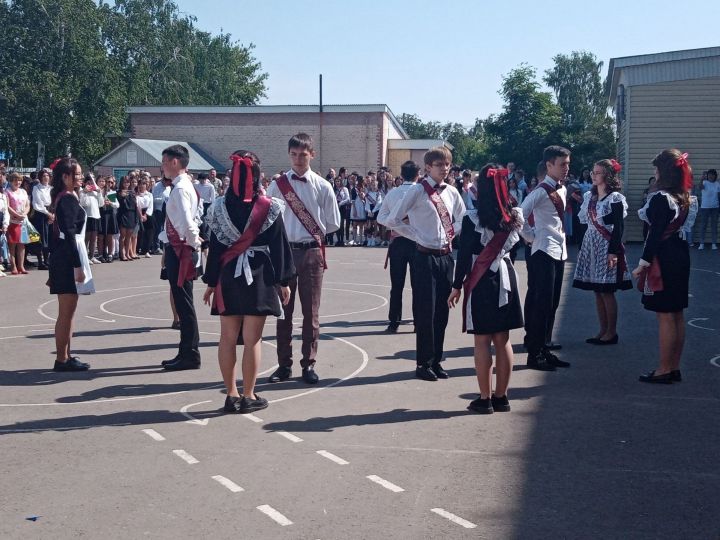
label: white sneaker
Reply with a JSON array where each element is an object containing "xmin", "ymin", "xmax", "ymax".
[
  {"xmin": 91, "ymin": 257, "xmax": 102, "ymax": 264},
  {"xmin": 712, "ymin": 244, "xmax": 718, "ymax": 250},
  {"xmin": 0, "ymin": 271, "xmax": 6, "ymax": 277},
  {"xmin": 145, "ymin": 253, "xmax": 152, "ymax": 258},
  {"xmin": 698, "ymin": 244, "xmax": 705, "ymax": 250}
]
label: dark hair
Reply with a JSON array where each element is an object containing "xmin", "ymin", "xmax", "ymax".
[
  {"xmin": 50, "ymin": 157, "xmax": 80, "ymax": 202},
  {"xmin": 162, "ymin": 144, "xmax": 190, "ymax": 168},
  {"xmin": 400, "ymin": 160, "xmax": 420, "ymax": 182},
  {"xmin": 536, "ymin": 160, "xmax": 547, "ymax": 178},
  {"xmin": 338, "ymin": 167, "xmax": 347, "ymax": 176},
  {"xmin": 288, "ymin": 133, "xmax": 314, "ymax": 153},
  {"xmin": 462, "ymin": 169, "xmax": 472, "ymax": 178},
  {"xmin": 476, "ymin": 163, "xmax": 522, "ymax": 232},
  {"xmin": 226, "ymin": 150, "xmax": 261, "ymax": 203},
  {"xmin": 543, "ymin": 145, "xmax": 571, "ymax": 167},
  {"xmin": 652, "ymin": 148, "xmax": 691, "ymax": 209},
  {"xmin": 197, "ymin": 173, "xmax": 208, "ymax": 180},
  {"xmin": 707, "ymin": 169, "xmax": 718, "ymax": 180},
  {"xmin": 591, "ymin": 159, "xmax": 622, "ymax": 196}
]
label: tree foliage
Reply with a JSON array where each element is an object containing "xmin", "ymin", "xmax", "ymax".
[{"xmin": 0, "ymin": 0, "xmax": 267, "ymax": 166}]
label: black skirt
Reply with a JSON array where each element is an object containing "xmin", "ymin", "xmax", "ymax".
[
  {"xmin": 465, "ymin": 259, "xmax": 524, "ymax": 334},
  {"xmin": 30, "ymin": 212, "xmax": 51, "ymax": 249},
  {"xmin": 210, "ymin": 251, "xmax": 282, "ymax": 317},
  {"xmin": 86, "ymin": 217, "xmax": 100, "ymax": 233},
  {"xmin": 99, "ymin": 208, "xmax": 118, "ymax": 235},
  {"xmin": 642, "ymin": 236, "xmax": 690, "ymax": 313},
  {"xmin": 48, "ymin": 241, "xmax": 78, "ymax": 295}
]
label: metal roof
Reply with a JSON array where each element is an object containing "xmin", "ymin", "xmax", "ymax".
[
  {"xmin": 126, "ymin": 104, "xmax": 409, "ymax": 140},
  {"xmin": 93, "ymin": 138, "xmax": 223, "ymax": 171},
  {"xmin": 387, "ymin": 139, "xmax": 454, "ymax": 151},
  {"xmin": 607, "ymin": 46, "xmax": 720, "ymax": 104}
]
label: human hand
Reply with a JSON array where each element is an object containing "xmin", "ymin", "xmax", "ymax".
[
  {"xmin": 74, "ymin": 268, "xmax": 85, "ymax": 283},
  {"xmin": 279, "ymin": 286, "xmax": 291, "ymax": 305},
  {"xmin": 631, "ymin": 266, "xmax": 644, "ymax": 279},
  {"xmin": 447, "ymin": 288, "xmax": 461, "ymax": 308},
  {"xmin": 203, "ymin": 287, "xmax": 214, "ymax": 306},
  {"xmin": 607, "ymin": 254, "xmax": 618, "ymax": 269}
]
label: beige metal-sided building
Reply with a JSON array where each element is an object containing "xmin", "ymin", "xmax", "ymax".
[{"xmin": 607, "ymin": 46, "xmax": 720, "ymax": 240}]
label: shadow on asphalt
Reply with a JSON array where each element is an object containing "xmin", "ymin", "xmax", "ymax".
[
  {"xmin": 26, "ymin": 326, "xmax": 166, "ymax": 339},
  {"xmin": 261, "ymin": 408, "xmax": 472, "ymax": 433}
]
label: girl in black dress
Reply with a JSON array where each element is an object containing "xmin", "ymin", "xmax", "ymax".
[
  {"xmin": 448, "ymin": 164, "xmax": 524, "ymax": 414},
  {"xmin": 116, "ymin": 176, "xmax": 139, "ymax": 261},
  {"xmin": 632, "ymin": 149, "xmax": 693, "ymax": 384},
  {"xmin": 48, "ymin": 158, "xmax": 94, "ymax": 372},
  {"xmin": 203, "ymin": 150, "xmax": 295, "ymax": 414}
]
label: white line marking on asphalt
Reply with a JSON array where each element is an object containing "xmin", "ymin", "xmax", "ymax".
[
  {"xmin": 256, "ymin": 505, "xmax": 293, "ymax": 526},
  {"xmin": 37, "ymin": 299, "xmax": 58, "ymax": 321},
  {"xmin": 431, "ymin": 508, "xmax": 477, "ymax": 529},
  {"xmin": 142, "ymin": 428, "xmax": 165, "ymax": 441},
  {"xmin": 243, "ymin": 414, "xmax": 263, "ymax": 423},
  {"xmin": 180, "ymin": 400, "xmax": 212, "ymax": 425},
  {"xmin": 212, "ymin": 475, "xmax": 244, "ymax": 492},
  {"xmin": 711, "ymin": 355, "xmax": 720, "ymax": 368},
  {"xmin": 85, "ymin": 315, "xmax": 116, "ymax": 323},
  {"xmin": 276, "ymin": 431, "xmax": 303, "ymax": 443},
  {"xmin": 316, "ymin": 450, "xmax": 349, "ymax": 465},
  {"xmin": 0, "ymin": 323, "xmax": 54, "ymax": 330},
  {"xmin": 0, "ymin": 335, "xmax": 25, "ymax": 340},
  {"xmin": 688, "ymin": 317, "xmax": 715, "ymax": 331},
  {"xmin": 173, "ymin": 449, "xmax": 199, "ymax": 464},
  {"xmin": 366, "ymin": 475, "xmax": 404, "ymax": 492}
]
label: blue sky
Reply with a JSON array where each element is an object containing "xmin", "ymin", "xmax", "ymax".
[{"xmin": 174, "ymin": 0, "xmax": 719, "ymax": 126}]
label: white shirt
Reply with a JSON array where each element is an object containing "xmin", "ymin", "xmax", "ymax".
[
  {"xmin": 520, "ymin": 176, "xmax": 567, "ymax": 261},
  {"xmin": 79, "ymin": 188, "xmax": 102, "ymax": 219},
  {"xmin": 379, "ymin": 176, "xmax": 466, "ymax": 250},
  {"xmin": 158, "ymin": 173, "xmax": 201, "ymax": 249},
  {"xmin": 152, "ymin": 182, "xmax": 171, "ymax": 209},
  {"xmin": 266, "ymin": 168, "xmax": 341, "ymax": 243},
  {"xmin": 463, "ymin": 183, "xmax": 478, "ymax": 209},
  {"xmin": 700, "ymin": 180, "xmax": 720, "ymax": 209},
  {"xmin": 0, "ymin": 192, "xmax": 9, "ymax": 229},
  {"xmin": 195, "ymin": 181, "xmax": 216, "ymax": 205},
  {"xmin": 335, "ymin": 186, "xmax": 351, "ymax": 207},
  {"xmin": 136, "ymin": 191, "xmax": 154, "ymax": 216},
  {"xmin": 377, "ymin": 181, "xmax": 416, "ymax": 238},
  {"xmin": 365, "ymin": 190, "xmax": 383, "ymax": 214},
  {"xmin": 32, "ymin": 184, "xmax": 52, "ymax": 215}
]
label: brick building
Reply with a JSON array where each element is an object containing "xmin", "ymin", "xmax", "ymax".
[{"xmin": 125, "ymin": 105, "xmax": 445, "ymax": 177}]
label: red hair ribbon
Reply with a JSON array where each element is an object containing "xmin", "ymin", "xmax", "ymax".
[
  {"xmin": 486, "ymin": 167, "xmax": 512, "ymax": 223},
  {"xmin": 48, "ymin": 158, "xmax": 62, "ymax": 170},
  {"xmin": 610, "ymin": 159, "xmax": 622, "ymax": 173},
  {"xmin": 675, "ymin": 152, "xmax": 692, "ymax": 192},
  {"xmin": 229, "ymin": 154, "xmax": 255, "ymax": 202},
  {"xmin": 487, "ymin": 168, "xmax": 509, "ymax": 179}
]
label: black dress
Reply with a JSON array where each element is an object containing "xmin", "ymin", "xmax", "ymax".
[
  {"xmin": 203, "ymin": 196, "xmax": 295, "ymax": 317},
  {"xmin": 453, "ymin": 213, "xmax": 524, "ymax": 334},
  {"xmin": 640, "ymin": 192, "xmax": 690, "ymax": 313},
  {"xmin": 49, "ymin": 194, "xmax": 85, "ymax": 295},
  {"xmin": 116, "ymin": 191, "xmax": 138, "ymax": 230},
  {"xmin": 99, "ymin": 192, "xmax": 119, "ymax": 235}
]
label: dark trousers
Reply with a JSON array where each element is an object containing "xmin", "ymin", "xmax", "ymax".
[
  {"xmin": 277, "ymin": 247, "xmax": 324, "ymax": 368},
  {"xmin": 388, "ymin": 237, "xmax": 415, "ymax": 324},
  {"xmin": 524, "ymin": 250, "xmax": 564, "ymax": 356},
  {"xmin": 139, "ymin": 218, "xmax": 154, "ymax": 254},
  {"xmin": 164, "ymin": 246, "xmax": 201, "ymax": 362},
  {"xmin": 411, "ymin": 250, "xmax": 454, "ymax": 367},
  {"xmin": 152, "ymin": 208, "xmax": 165, "ymax": 251},
  {"xmin": 342, "ymin": 207, "xmax": 351, "ymax": 241}
]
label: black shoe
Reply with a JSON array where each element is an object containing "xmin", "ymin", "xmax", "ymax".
[
  {"xmin": 161, "ymin": 356, "xmax": 179, "ymax": 367},
  {"xmin": 302, "ymin": 365, "xmax": 319, "ymax": 384},
  {"xmin": 336, "ymin": 242, "xmax": 345, "ymax": 247},
  {"xmin": 385, "ymin": 323, "xmax": 399, "ymax": 333},
  {"xmin": 67, "ymin": 356, "xmax": 90, "ymax": 368},
  {"xmin": 37, "ymin": 263, "xmax": 49, "ymax": 270},
  {"xmin": 163, "ymin": 358, "xmax": 201, "ymax": 371},
  {"xmin": 671, "ymin": 369, "xmax": 682, "ymax": 382},
  {"xmin": 527, "ymin": 353, "xmax": 556, "ymax": 371},
  {"xmin": 543, "ymin": 349, "xmax": 570, "ymax": 368},
  {"xmin": 586, "ymin": 337, "xmax": 602, "ymax": 344},
  {"xmin": 432, "ymin": 363, "xmax": 449, "ymax": 379},
  {"xmin": 53, "ymin": 358, "xmax": 90, "ymax": 372},
  {"xmin": 415, "ymin": 365, "xmax": 438, "ymax": 381},
  {"xmin": 268, "ymin": 366, "xmax": 292, "ymax": 383},
  {"xmin": 171, "ymin": 321, "xmax": 181, "ymax": 330},
  {"xmin": 545, "ymin": 342, "xmax": 562, "ymax": 351},
  {"xmin": 468, "ymin": 397, "xmax": 493, "ymax": 414},
  {"xmin": 596, "ymin": 335, "xmax": 618, "ymax": 345},
  {"xmin": 638, "ymin": 370, "xmax": 673, "ymax": 384},
  {"xmin": 491, "ymin": 394, "xmax": 511, "ymax": 412},
  {"xmin": 240, "ymin": 393, "xmax": 269, "ymax": 413},
  {"xmin": 223, "ymin": 395, "xmax": 242, "ymax": 413}
]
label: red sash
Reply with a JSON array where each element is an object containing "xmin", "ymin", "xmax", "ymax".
[
  {"xmin": 537, "ymin": 182, "xmax": 565, "ymax": 232},
  {"xmin": 214, "ymin": 196, "xmax": 272, "ymax": 314},
  {"xmin": 637, "ymin": 206, "xmax": 688, "ymax": 294},
  {"xmin": 461, "ymin": 230, "xmax": 510, "ymax": 332},
  {"xmin": 421, "ymin": 179, "xmax": 454, "ymax": 246},
  {"xmin": 587, "ymin": 197, "xmax": 627, "ymax": 275},
  {"xmin": 165, "ymin": 219, "xmax": 197, "ymax": 288},
  {"xmin": 276, "ymin": 174, "xmax": 327, "ymax": 269}
]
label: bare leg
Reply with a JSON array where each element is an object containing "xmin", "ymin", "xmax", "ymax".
[
  {"xmin": 8, "ymin": 242, "xmax": 18, "ymax": 272},
  {"xmin": 655, "ymin": 313, "xmax": 677, "ymax": 375},
  {"xmin": 600, "ymin": 292, "xmax": 618, "ymax": 339},
  {"xmin": 218, "ymin": 315, "xmax": 243, "ymax": 397},
  {"xmin": 55, "ymin": 294, "xmax": 79, "ymax": 362},
  {"xmin": 473, "ymin": 334, "xmax": 493, "ymax": 398},
  {"xmin": 169, "ymin": 289, "xmax": 179, "ymax": 323},
  {"xmin": 241, "ymin": 315, "xmax": 267, "ymax": 399},
  {"xmin": 492, "ymin": 331, "xmax": 513, "ymax": 397},
  {"xmin": 593, "ymin": 292, "xmax": 608, "ymax": 338},
  {"xmin": 671, "ymin": 311, "xmax": 685, "ymax": 370},
  {"xmin": 16, "ymin": 244, "xmax": 26, "ymax": 272},
  {"xmin": 97, "ymin": 235, "xmax": 105, "ymax": 260}
]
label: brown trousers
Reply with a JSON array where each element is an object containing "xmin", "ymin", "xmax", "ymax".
[{"xmin": 276, "ymin": 247, "xmax": 324, "ymax": 368}]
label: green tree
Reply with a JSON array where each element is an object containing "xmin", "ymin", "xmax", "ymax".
[{"xmin": 398, "ymin": 113, "xmax": 443, "ymax": 139}]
